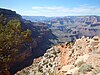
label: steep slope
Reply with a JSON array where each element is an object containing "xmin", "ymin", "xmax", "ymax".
[
  {"xmin": 1, "ymin": 8, "xmax": 100, "ymax": 75},
  {"xmin": 0, "ymin": 8, "xmax": 56, "ymax": 75},
  {"xmin": 15, "ymin": 36, "xmax": 100, "ymax": 75}
]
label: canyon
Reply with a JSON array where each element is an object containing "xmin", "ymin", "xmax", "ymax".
[
  {"xmin": 0, "ymin": 8, "xmax": 100, "ymax": 75},
  {"xmin": 23, "ymin": 16, "xmax": 100, "ymax": 43}
]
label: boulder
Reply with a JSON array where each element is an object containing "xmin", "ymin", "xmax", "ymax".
[
  {"xmin": 61, "ymin": 65, "xmax": 75, "ymax": 72},
  {"xmin": 75, "ymin": 54, "xmax": 89, "ymax": 67},
  {"xmin": 66, "ymin": 67, "xmax": 79, "ymax": 75}
]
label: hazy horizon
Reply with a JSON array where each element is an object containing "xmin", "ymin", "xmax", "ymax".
[
  {"xmin": 22, "ymin": 15, "xmax": 100, "ymax": 17},
  {"xmin": 0, "ymin": 0, "xmax": 100, "ymax": 17}
]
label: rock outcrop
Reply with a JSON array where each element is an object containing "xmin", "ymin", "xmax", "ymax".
[
  {"xmin": 59, "ymin": 36, "xmax": 100, "ymax": 75},
  {"xmin": 15, "ymin": 36, "xmax": 100, "ymax": 75},
  {"xmin": 0, "ymin": 8, "xmax": 55, "ymax": 75}
]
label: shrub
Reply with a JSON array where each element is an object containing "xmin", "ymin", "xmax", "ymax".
[
  {"xmin": 0, "ymin": 19, "xmax": 32, "ymax": 72},
  {"xmin": 79, "ymin": 64, "xmax": 93, "ymax": 74},
  {"xmin": 49, "ymin": 71, "xmax": 56, "ymax": 75}
]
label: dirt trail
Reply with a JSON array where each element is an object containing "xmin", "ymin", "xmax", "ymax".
[{"xmin": 57, "ymin": 45, "xmax": 69, "ymax": 66}]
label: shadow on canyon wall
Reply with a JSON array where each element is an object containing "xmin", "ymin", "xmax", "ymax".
[{"xmin": 10, "ymin": 32, "xmax": 57, "ymax": 75}]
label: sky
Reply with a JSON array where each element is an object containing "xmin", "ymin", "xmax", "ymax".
[{"xmin": 0, "ymin": 0, "xmax": 100, "ymax": 16}]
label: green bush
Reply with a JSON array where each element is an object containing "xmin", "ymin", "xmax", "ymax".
[
  {"xmin": 0, "ymin": 18, "xmax": 32, "ymax": 72},
  {"xmin": 79, "ymin": 64, "xmax": 93, "ymax": 74},
  {"xmin": 49, "ymin": 71, "xmax": 56, "ymax": 75}
]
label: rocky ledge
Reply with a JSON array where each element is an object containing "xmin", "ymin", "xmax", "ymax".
[{"xmin": 15, "ymin": 36, "xmax": 100, "ymax": 75}]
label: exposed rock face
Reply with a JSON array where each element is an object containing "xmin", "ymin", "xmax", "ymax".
[
  {"xmin": 15, "ymin": 36, "xmax": 100, "ymax": 75},
  {"xmin": 74, "ymin": 16, "xmax": 100, "ymax": 24},
  {"xmin": 23, "ymin": 16, "xmax": 100, "ymax": 43},
  {"xmin": 0, "ymin": 8, "xmax": 55, "ymax": 75},
  {"xmin": 59, "ymin": 36, "xmax": 100, "ymax": 75},
  {"xmin": 1, "ymin": 8, "xmax": 100, "ymax": 75},
  {"xmin": 0, "ymin": 8, "xmax": 21, "ymax": 24},
  {"xmin": 49, "ymin": 16, "xmax": 100, "ymax": 43},
  {"xmin": 9, "ymin": 49, "xmax": 33, "ymax": 68},
  {"xmin": 15, "ymin": 46, "xmax": 61, "ymax": 75}
]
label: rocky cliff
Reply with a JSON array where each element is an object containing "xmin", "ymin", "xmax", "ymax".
[
  {"xmin": 50, "ymin": 16, "xmax": 100, "ymax": 43},
  {"xmin": 0, "ymin": 8, "xmax": 55, "ymax": 75},
  {"xmin": 24, "ymin": 16, "xmax": 100, "ymax": 43},
  {"xmin": 15, "ymin": 36, "xmax": 100, "ymax": 75},
  {"xmin": 1, "ymin": 8, "xmax": 100, "ymax": 75},
  {"xmin": 74, "ymin": 16, "xmax": 100, "ymax": 24}
]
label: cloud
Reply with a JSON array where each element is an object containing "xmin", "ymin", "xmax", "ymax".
[{"xmin": 24, "ymin": 5, "xmax": 100, "ymax": 16}]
